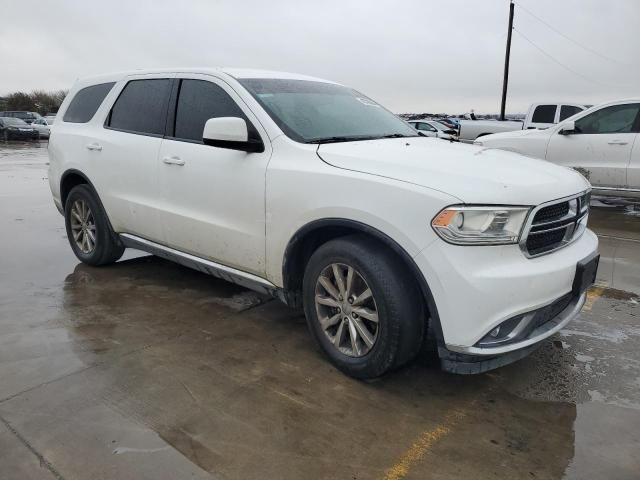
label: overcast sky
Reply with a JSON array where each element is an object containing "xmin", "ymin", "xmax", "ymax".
[{"xmin": 2, "ymin": 0, "xmax": 638, "ymax": 113}]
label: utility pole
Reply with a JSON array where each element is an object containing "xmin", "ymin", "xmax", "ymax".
[{"xmin": 500, "ymin": 0, "xmax": 515, "ymax": 121}]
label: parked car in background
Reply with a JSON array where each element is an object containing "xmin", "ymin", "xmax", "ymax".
[
  {"xmin": 474, "ymin": 99, "xmax": 640, "ymax": 197},
  {"xmin": 49, "ymin": 68, "xmax": 598, "ymax": 379},
  {"xmin": 408, "ymin": 119, "xmax": 458, "ymax": 141},
  {"xmin": 31, "ymin": 117, "xmax": 52, "ymax": 138},
  {"xmin": 446, "ymin": 117, "xmax": 461, "ymax": 128},
  {"xmin": 434, "ymin": 118, "xmax": 458, "ymax": 130},
  {"xmin": 458, "ymin": 102, "xmax": 588, "ymax": 143},
  {"xmin": 0, "ymin": 117, "xmax": 39, "ymax": 141},
  {"xmin": 44, "ymin": 114, "xmax": 57, "ymax": 124},
  {"xmin": 0, "ymin": 111, "xmax": 43, "ymax": 124}
]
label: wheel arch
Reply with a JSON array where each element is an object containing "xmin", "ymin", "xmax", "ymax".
[
  {"xmin": 60, "ymin": 169, "xmax": 95, "ymax": 208},
  {"xmin": 59, "ymin": 169, "xmax": 120, "ymax": 238},
  {"xmin": 281, "ymin": 218, "xmax": 444, "ymax": 343}
]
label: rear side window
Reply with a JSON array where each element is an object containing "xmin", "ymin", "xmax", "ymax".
[
  {"xmin": 173, "ymin": 79, "xmax": 248, "ymax": 142},
  {"xmin": 559, "ymin": 105, "xmax": 583, "ymax": 121},
  {"xmin": 107, "ymin": 79, "xmax": 172, "ymax": 135},
  {"xmin": 531, "ymin": 105, "xmax": 557, "ymax": 124},
  {"xmin": 63, "ymin": 82, "xmax": 115, "ymax": 123}
]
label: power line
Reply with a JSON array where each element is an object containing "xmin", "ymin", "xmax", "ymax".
[
  {"xmin": 513, "ymin": 27, "xmax": 628, "ymax": 89},
  {"xmin": 516, "ymin": 2, "xmax": 631, "ymax": 67}
]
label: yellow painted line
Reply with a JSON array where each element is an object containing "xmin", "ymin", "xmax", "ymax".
[
  {"xmin": 584, "ymin": 286, "xmax": 605, "ymax": 311},
  {"xmin": 382, "ymin": 407, "xmax": 468, "ymax": 480}
]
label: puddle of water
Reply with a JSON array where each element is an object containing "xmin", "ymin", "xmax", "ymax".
[
  {"xmin": 590, "ymin": 195, "xmax": 640, "ymax": 241},
  {"xmin": 563, "ymin": 401, "xmax": 640, "ymax": 479}
]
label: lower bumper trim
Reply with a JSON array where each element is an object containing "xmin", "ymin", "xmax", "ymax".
[{"xmin": 439, "ymin": 342, "xmax": 543, "ymax": 374}]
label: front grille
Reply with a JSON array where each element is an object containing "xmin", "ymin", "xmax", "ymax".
[
  {"xmin": 522, "ymin": 192, "xmax": 589, "ymax": 257},
  {"xmin": 526, "ymin": 228, "xmax": 567, "ymax": 256},
  {"xmin": 534, "ymin": 202, "xmax": 569, "ymax": 224}
]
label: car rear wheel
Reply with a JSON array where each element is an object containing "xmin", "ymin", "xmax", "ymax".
[
  {"xmin": 64, "ymin": 184, "xmax": 124, "ymax": 266},
  {"xmin": 303, "ymin": 235, "xmax": 424, "ymax": 379}
]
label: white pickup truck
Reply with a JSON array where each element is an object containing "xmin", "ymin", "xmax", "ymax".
[{"xmin": 458, "ymin": 102, "xmax": 588, "ymax": 143}]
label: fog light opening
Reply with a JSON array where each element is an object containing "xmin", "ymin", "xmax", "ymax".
[{"xmin": 477, "ymin": 313, "xmax": 535, "ymax": 347}]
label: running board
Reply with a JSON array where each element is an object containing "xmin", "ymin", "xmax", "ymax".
[{"xmin": 119, "ymin": 234, "xmax": 278, "ymax": 296}]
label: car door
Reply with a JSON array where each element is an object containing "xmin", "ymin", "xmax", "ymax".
[
  {"xmin": 546, "ymin": 102, "xmax": 640, "ymax": 189},
  {"xmin": 157, "ymin": 75, "xmax": 271, "ymax": 276},
  {"xmin": 87, "ymin": 74, "xmax": 174, "ymax": 241},
  {"xmin": 33, "ymin": 118, "xmax": 47, "ymax": 136}
]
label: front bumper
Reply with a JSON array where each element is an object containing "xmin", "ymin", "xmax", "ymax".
[
  {"xmin": 414, "ymin": 228, "xmax": 598, "ymax": 370},
  {"xmin": 8, "ymin": 130, "xmax": 39, "ymax": 140},
  {"xmin": 438, "ymin": 291, "xmax": 586, "ymax": 374}
]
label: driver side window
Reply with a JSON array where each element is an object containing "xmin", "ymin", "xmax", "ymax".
[{"xmin": 575, "ymin": 103, "xmax": 640, "ymax": 134}]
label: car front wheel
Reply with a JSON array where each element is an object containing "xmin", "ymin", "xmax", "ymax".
[{"xmin": 303, "ymin": 235, "xmax": 424, "ymax": 379}]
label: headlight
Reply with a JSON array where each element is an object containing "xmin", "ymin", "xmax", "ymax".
[{"xmin": 431, "ymin": 206, "xmax": 530, "ymax": 245}]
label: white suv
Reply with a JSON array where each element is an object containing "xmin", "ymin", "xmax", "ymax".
[{"xmin": 48, "ymin": 68, "xmax": 599, "ymax": 378}]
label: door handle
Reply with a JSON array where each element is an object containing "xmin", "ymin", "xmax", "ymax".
[
  {"xmin": 607, "ymin": 140, "xmax": 628, "ymax": 145},
  {"xmin": 86, "ymin": 143, "xmax": 102, "ymax": 151},
  {"xmin": 162, "ymin": 156, "xmax": 185, "ymax": 166}
]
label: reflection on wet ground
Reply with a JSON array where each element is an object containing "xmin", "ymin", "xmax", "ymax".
[{"xmin": 0, "ymin": 142, "xmax": 639, "ymax": 479}]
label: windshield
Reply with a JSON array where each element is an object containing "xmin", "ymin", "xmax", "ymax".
[
  {"xmin": 239, "ymin": 78, "xmax": 418, "ymax": 143},
  {"xmin": 429, "ymin": 121, "xmax": 449, "ymax": 131},
  {"xmin": 1, "ymin": 117, "xmax": 28, "ymax": 126}
]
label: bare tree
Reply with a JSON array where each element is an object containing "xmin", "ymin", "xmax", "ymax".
[{"xmin": 4, "ymin": 90, "xmax": 68, "ymax": 114}]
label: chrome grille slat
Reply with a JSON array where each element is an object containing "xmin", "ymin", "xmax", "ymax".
[{"xmin": 520, "ymin": 191, "xmax": 590, "ymax": 258}]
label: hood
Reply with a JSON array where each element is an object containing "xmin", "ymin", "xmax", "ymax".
[{"xmin": 317, "ymin": 137, "xmax": 589, "ymax": 205}]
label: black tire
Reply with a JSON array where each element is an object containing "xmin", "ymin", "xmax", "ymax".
[
  {"xmin": 64, "ymin": 184, "xmax": 124, "ymax": 266},
  {"xmin": 302, "ymin": 235, "xmax": 424, "ymax": 379}
]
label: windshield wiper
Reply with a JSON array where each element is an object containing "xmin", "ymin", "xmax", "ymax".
[
  {"xmin": 308, "ymin": 133, "xmax": 417, "ymax": 144},
  {"xmin": 378, "ymin": 133, "xmax": 415, "ymax": 139},
  {"xmin": 307, "ymin": 135, "xmax": 379, "ymax": 144}
]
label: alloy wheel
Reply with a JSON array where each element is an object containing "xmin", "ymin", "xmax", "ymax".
[
  {"xmin": 314, "ymin": 263, "xmax": 379, "ymax": 357},
  {"xmin": 70, "ymin": 199, "xmax": 97, "ymax": 254}
]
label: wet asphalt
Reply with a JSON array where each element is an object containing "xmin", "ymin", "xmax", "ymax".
[{"xmin": 0, "ymin": 141, "xmax": 638, "ymax": 480}]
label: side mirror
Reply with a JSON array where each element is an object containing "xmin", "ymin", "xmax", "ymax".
[
  {"xmin": 559, "ymin": 120, "xmax": 577, "ymax": 135},
  {"xmin": 417, "ymin": 131, "xmax": 428, "ymax": 137},
  {"xmin": 202, "ymin": 117, "xmax": 264, "ymax": 153}
]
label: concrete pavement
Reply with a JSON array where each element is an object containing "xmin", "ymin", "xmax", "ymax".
[{"xmin": 0, "ymin": 141, "xmax": 638, "ymax": 480}]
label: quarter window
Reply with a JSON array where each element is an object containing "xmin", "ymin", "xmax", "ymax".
[
  {"xmin": 531, "ymin": 105, "xmax": 557, "ymax": 124},
  {"xmin": 575, "ymin": 103, "xmax": 640, "ymax": 134},
  {"xmin": 107, "ymin": 79, "xmax": 172, "ymax": 135},
  {"xmin": 173, "ymin": 79, "xmax": 249, "ymax": 142},
  {"xmin": 63, "ymin": 82, "xmax": 115, "ymax": 123}
]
